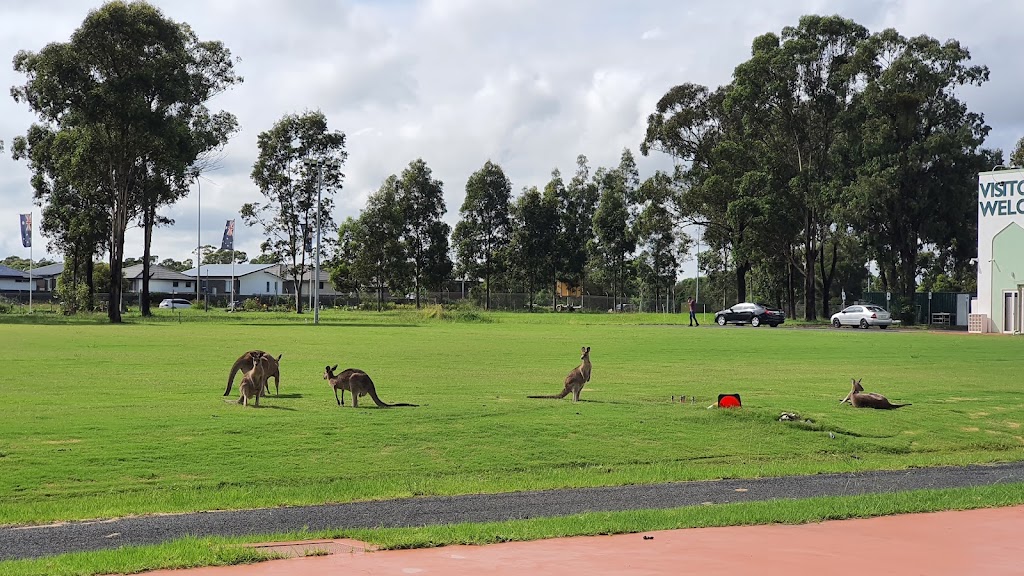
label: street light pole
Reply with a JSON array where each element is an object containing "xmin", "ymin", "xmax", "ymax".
[
  {"xmin": 314, "ymin": 161, "xmax": 323, "ymax": 325},
  {"xmin": 195, "ymin": 173, "xmax": 201, "ymax": 305}
]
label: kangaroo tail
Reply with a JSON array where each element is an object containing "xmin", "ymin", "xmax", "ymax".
[
  {"xmin": 225, "ymin": 354, "xmax": 252, "ymax": 396},
  {"xmin": 364, "ymin": 377, "xmax": 415, "ymax": 408},
  {"xmin": 891, "ymin": 403, "xmax": 912, "ymax": 408},
  {"xmin": 528, "ymin": 388, "xmax": 571, "ymax": 399}
]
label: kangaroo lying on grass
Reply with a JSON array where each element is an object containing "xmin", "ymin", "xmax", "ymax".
[
  {"xmin": 323, "ymin": 365, "xmax": 418, "ymax": 408},
  {"xmin": 528, "ymin": 346, "xmax": 592, "ymax": 402},
  {"xmin": 238, "ymin": 353, "xmax": 275, "ymax": 407},
  {"xmin": 841, "ymin": 378, "xmax": 911, "ymax": 409},
  {"xmin": 225, "ymin": 350, "xmax": 282, "ymax": 397}
]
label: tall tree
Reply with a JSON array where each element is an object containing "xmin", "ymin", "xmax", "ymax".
[
  {"xmin": 348, "ymin": 176, "xmax": 409, "ymax": 310},
  {"xmin": 453, "ymin": 160, "xmax": 511, "ymax": 309},
  {"xmin": 509, "ymin": 186, "xmax": 558, "ymax": 309},
  {"xmin": 559, "ymin": 155, "xmax": 599, "ymax": 296},
  {"xmin": 846, "ymin": 29, "xmax": 994, "ymax": 319},
  {"xmin": 11, "ymin": 1, "xmax": 242, "ymax": 322},
  {"xmin": 244, "ymin": 110, "xmax": 346, "ymax": 314},
  {"xmin": 636, "ymin": 171, "xmax": 688, "ymax": 310},
  {"xmin": 591, "ymin": 164, "xmax": 636, "ymax": 310},
  {"xmin": 730, "ymin": 15, "xmax": 871, "ymax": 319},
  {"xmin": 397, "ymin": 159, "xmax": 451, "ymax": 308}
]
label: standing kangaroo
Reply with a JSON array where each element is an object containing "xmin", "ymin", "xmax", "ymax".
[
  {"xmin": 225, "ymin": 350, "xmax": 282, "ymax": 396},
  {"xmin": 323, "ymin": 365, "xmax": 418, "ymax": 408},
  {"xmin": 238, "ymin": 353, "xmax": 274, "ymax": 407},
  {"xmin": 528, "ymin": 346, "xmax": 592, "ymax": 402},
  {"xmin": 841, "ymin": 378, "xmax": 911, "ymax": 409}
]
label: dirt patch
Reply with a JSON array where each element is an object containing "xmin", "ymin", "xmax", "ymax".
[
  {"xmin": 41, "ymin": 439, "xmax": 81, "ymax": 445},
  {"xmin": 244, "ymin": 539, "xmax": 375, "ymax": 559},
  {"xmin": 960, "ymin": 427, "xmax": 980, "ymax": 432},
  {"xmin": 1005, "ymin": 422, "xmax": 1021, "ymax": 429}
]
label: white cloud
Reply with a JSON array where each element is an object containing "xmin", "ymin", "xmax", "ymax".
[{"xmin": 2, "ymin": 0, "xmax": 1023, "ymax": 280}]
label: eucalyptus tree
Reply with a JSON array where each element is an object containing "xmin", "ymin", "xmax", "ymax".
[
  {"xmin": 453, "ymin": 160, "xmax": 511, "ymax": 309},
  {"xmin": 244, "ymin": 111, "xmax": 346, "ymax": 313},
  {"xmin": 397, "ymin": 159, "xmax": 452, "ymax": 307},
  {"xmin": 11, "ymin": 1, "xmax": 242, "ymax": 322},
  {"xmin": 509, "ymin": 185, "xmax": 558, "ymax": 309}
]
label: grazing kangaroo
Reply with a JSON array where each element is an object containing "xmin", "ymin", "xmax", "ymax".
[
  {"xmin": 225, "ymin": 350, "xmax": 282, "ymax": 396},
  {"xmin": 841, "ymin": 378, "xmax": 911, "ymax": 409},
  {"xmin": 238, "ymin": 354, "xmax": 274, "ymax": 407},
  {"xmin": 323, "ymin": 365, "xmax": 418, "ymax": 408},
  {"xmin": 528, "ymin": 346, "xmax": 592, "ymax": 402}
]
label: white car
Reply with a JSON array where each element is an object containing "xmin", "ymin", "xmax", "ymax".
[
  {"xmin": 159, "ymin": 298, "xmax": 192, "ymax": 309},
  {"xmin": 831, "ymin": 304, "xmax": 892, "ymax": 329}
]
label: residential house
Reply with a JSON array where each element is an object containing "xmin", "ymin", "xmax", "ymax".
[
  {"xmin": 0, "ymin": 265, "xmax": 30, "ymax": 291},
  {"xmin": 122, "ymin": 264, "xmax": 194, "ymax": 294},
  {"xmin": 30, "ymin": 262, "xmax": 64, "ymax": 291},
  {"xmin": 182, "ymin": 264, "xmax": 283, "ymax": 297},
  {"xmin": 268, "ymin": 264, "xmax": 339, "ymax": 297}
]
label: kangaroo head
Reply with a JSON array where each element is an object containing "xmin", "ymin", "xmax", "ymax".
[
  {"xmin": 580, "ymin": 346, "xmax": 590, "ymax": 360},
  {"xmin": 853, "ymin": 378, "xmax": 864, "ymax": 392},
  {"xmin": 323, "ymin": 365, "xmax": 338, "ymax": 380}
]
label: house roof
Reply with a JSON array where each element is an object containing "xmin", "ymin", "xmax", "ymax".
[
  {"xmin": 182, "ymin": 264, "xmax": 279, "ymax": 278},
  {"xmin": 0, "ymin": 265, "xmax": 29, "ymax": 279},
  {"xmin": 267, "ymin": 264, "xmax": 331, "ymax": 282},
  {"xmin": 122, "ymin": 264, "xmax": 194, "ymax": 281},
  {"xmin": 31, "ymin": 263, "xmax": 64, "ymax": 277}
]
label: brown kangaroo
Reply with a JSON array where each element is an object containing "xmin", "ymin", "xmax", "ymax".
[
  {"xmin": 528, "ymin": 346, "xmax": 592, "ymax": 402},
  {"xmin": 841, "ymin": 378, "xmax": 911, "ymax": 409},
  {"xmin": 323, "ymin": 365, "xmax": 418, "ymax": 408},
  {"xmin": 225, "ymin": 350, "xmax": 282, "ymax": 396},
  {"xmin": 238, "ymin": 354, "xmax": 274, "ymax": 407}
]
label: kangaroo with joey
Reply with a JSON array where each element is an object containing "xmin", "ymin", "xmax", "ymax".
[
  {"xmin": 528, "ymin": 346, "xmax": 592, "ymax": 402},
  {"xmin": 225, "ymin": 350, "xmax": 282, "ymax": 397},
  {"xmin": 841, "ymin": 378, "xmax": 911, "ymax": 409},
  {"xmin": 323, "ymin": 365, "xmax": 418, "ymax": 408},
  {"xmin": 238, "ymin": 353, "xmax": 275, "ymax": 407}
]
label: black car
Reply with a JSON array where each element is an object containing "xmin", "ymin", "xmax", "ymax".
[{"xmin": 714, "ymin": 302, "xmax": 785, "ymax": 327}]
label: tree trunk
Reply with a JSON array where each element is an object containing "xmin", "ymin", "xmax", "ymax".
[
  {"xmin": 735, "ymin": 260, "xmax": 750, "ymax": 303},
  {"xmin": 484, "ymin": 256, "xmax": 490, "ymax": 311},
  {"xmin": 108, "ymin": 225, "xmax": 125, "ymax": 324},
  {"xmin": 141, "ymin": 203, "xmax": 154, "ymax": 316},
  {"xmin": 803, "ymin": 210, "xmax": 816, "ymax": 321},
  {"xmin": 819, "ymin": 239, "xmax": 838, "ymax": 320},
  {"xmin": 899, "ymin": 241, "xmax": 918, "ymax": 325},
  {"xmin": 85, "ymin": 253, "xmax": 95, "ymax": 311},
  {"xmin": 294, "ymin": 271, "xmax": 304, "ymax": 314}
]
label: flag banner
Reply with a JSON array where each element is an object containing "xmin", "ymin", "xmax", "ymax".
[
  {"xmin": 20, "ymin": 213, "xmax": 32, "ymax": 248},
  {"xmin": 220, "ymin": 219, "xmax": 235, "ymax": 251},
  {"xmin": 302, "ymin": 224, "xmax": 313, "ymax": 253}
]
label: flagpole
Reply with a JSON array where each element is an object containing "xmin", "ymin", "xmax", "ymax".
[{"xmin": 28, "ymin": 213, "xmax": 33, "ymax": 313}]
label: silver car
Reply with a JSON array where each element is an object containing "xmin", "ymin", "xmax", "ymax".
[
  {"xmin": 831, "ymin": 304, "xmax": 892, "ymax": 329},
  {"xmin": 159, "ymin": 298, "xmax": 192, "ymax": 309}
]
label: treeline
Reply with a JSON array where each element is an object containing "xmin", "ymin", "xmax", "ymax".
[
  {"xmin": 7, "ymin": 6, "xmax": 1008, "ymax": 323},
  {"xmin": 331, "ymin": 151, "xmax": 687, "ymax": 311}
]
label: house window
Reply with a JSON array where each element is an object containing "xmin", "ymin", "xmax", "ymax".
[
  {"xmin": 267, "ymin": 281, "xmax": 270, "ymax": 292},
  {"xmin": 173, "ymin": 281, "xmax": 179, "ymax": 288},
  {"xmin": 185, "ymin": 282, "xmax": 192, "ymax": 288},
  {"xmin": 274, "ymin": 281, "xmax": 278, "ymax": 292},
  {"xmin": 319, "ymin": 282, "xmax": 324, "ymax": 289}
]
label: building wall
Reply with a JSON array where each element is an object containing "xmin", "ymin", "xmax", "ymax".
[
  {"xmin": 990, "ymin": 223, "xmax": 1024, "ymax": 333},
  {"xmin": 976, "ymin": 169, "xmax": 1024, "ymax": 333},
  {"xmin": 238, "ymin": 271, "xmax": 281, "ymax": 296},
  {"xmin": 0, "ymin": 278, "xmax": 30, "ymax": 291}
]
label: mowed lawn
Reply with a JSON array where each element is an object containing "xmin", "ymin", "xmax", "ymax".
[{"xmin": 2, "ymin": 310, "xmax": 1023, "ymax": 526}]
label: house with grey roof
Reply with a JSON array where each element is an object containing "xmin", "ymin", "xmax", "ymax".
[
  {"xmin": 0, "ymin": 265, "xmax": 31, "ymax": 291},
  {"xmin": 122, "ymin": 264, "xmax": 195, "ymax": 294},
  {"xmin": 30, "ymin": 262, "xmax": 64, "ymax": 291},
  {"xmin": 182, "ymin": 264, "xmax": 283, "ymax": 297},
  {"xmin": 267, "ymin": 264, "xmax": 340, "ymax": 297}
]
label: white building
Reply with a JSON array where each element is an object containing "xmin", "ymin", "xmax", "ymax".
[
  {"xmin": 0, "ymin": 265, "xmax": 30, "ymax": 291},
  {"xmin": 182, "ymin": 264, "xmax": 283, "ymax": 297},
  {"xmin": 123, "ymin": 264, "xmax": 194, "ymax": 294},
  {"xmin": 971, "ymin": 168, "xmax": 1024, "ymax": 334},
  {"xmin": 268, "ymin": 264, "xmax": 340, "ymax": 297}
]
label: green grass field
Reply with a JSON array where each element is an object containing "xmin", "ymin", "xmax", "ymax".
[{"xmin": 2, "ymin": 308, "xmax": 1023, "ymax": 573}]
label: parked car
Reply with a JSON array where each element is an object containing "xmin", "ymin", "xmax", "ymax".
[
  {"xmin": 225, "ymin": 300, "xmax": 243, "ymax": 312},
  {"xmin": 830, "ymin": 304, "xmax": 893, "ymax": 329},
  {"xmin": 159, "ymin": 298, "xmax": 192, "ymax": 309},
  {"xmin": 714, "ymin": 302, "xmax": 785, "ymax": 327}
]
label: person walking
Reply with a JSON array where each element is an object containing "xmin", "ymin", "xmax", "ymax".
[{"xmin": 688, "ymin": 297, "xmax": 699, "ymax": 326}]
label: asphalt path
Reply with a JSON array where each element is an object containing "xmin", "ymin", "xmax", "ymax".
[{"xmin": 2, "ymin": 461, "xmax": 1023, "ymax": 561}]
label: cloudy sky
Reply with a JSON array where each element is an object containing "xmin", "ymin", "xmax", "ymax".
[{"xmin": 2, "ymin": 0, "xmax": 1023, "ymax": 277}]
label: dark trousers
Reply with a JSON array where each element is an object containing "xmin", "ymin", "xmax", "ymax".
[{"xmin": 689, "ymin": 311, "xmax": 699, "ymax": 326}]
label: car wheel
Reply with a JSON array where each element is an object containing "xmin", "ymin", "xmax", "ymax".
[
  {"xmin": 880, "ymin": 325, "xmax": 888, "ymax": 330},
  {"xmin": 860, "ymin": 319, "xmax": 869, "ymax": 329},
  {"xmin": 716, "ymin": 315, "xmax": 727, "ymax": 326},
  {"xmin": 832, "ymin": 318, "xmax": 841, "ymax": 328},
  {"xmin": 751, "ymin": 316, "xmax": 761, "ymax": 327}
]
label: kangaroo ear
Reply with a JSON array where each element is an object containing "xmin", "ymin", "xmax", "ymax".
[
  {"xmin": 586, "ymin": 346, "xmax": 591, "ymax": 352},
  {"xmin": 331, "ymin": 365, "xmax": 338, "ymax": 372}
]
